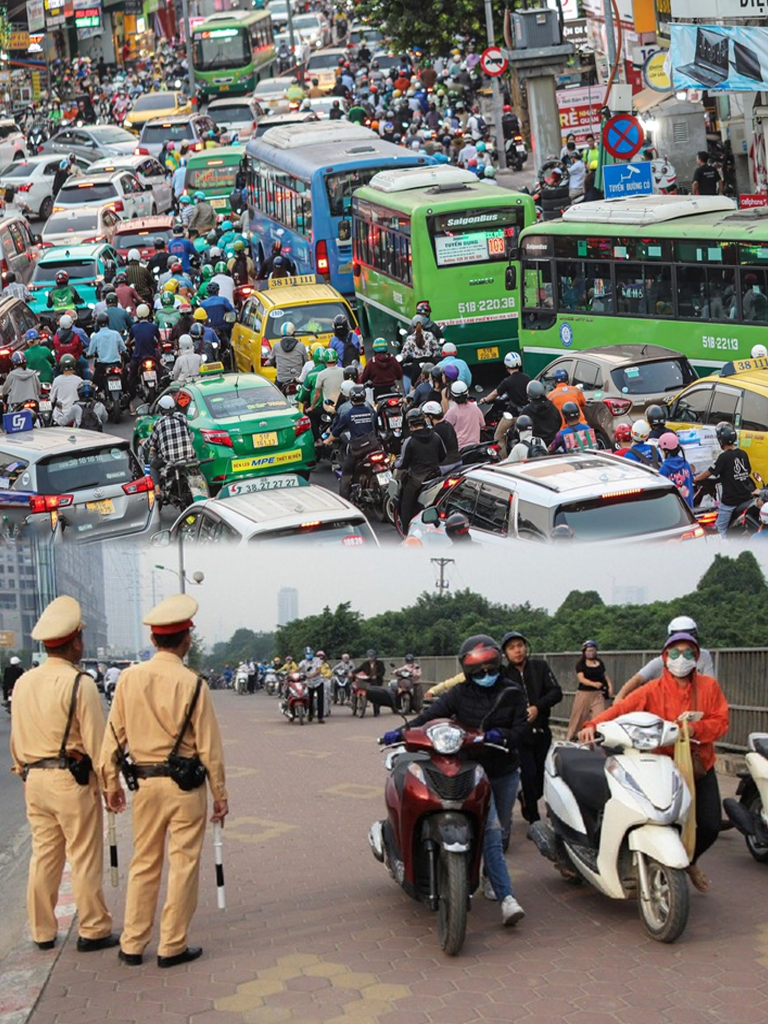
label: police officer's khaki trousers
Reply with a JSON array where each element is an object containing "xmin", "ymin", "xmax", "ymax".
[
  {"xmin": 25, "ymin": 769, "xmax": 112, "ymax": 943},
  {"xmin": 122, "ymin": 777, "xmax": 206, "ymax": 957}
]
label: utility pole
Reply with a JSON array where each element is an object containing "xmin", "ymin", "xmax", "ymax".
[
  {"xmin": 484, "ymin": 0, "xmax": 507, "ymax": 170},
  {"xmin": 182, "ymin": 0, "xmax": 197, "ymax": 105},
  {"xmin": 431, "ymin": 558, "xmax": 455, "ymax": 595},
  {"xmin": 285, "ymin": 2, "xmax": 296, "ymax": 61}
]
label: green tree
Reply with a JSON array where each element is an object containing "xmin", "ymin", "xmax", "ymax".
[
  {"xmin": 211, "ymin": 628, "xmax": 275, "ymax": 666},
  {"xmin": 352, "ymin": 0, "xmax": 488, "ymax": 56}
]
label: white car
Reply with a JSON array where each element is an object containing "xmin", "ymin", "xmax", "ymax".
[
  {"xmin": 0, "ymin": 119, "xmax": 27, "ymax": 166},
  {"xmin": 292, "ymin": 12, "xmax": 331, "ymax": 48},
  {"xmin": 53, "ymin": 170, "xmax": 155, "ymax": 219},
  {"xmin": 206, "ymin": 97, "xmax": 265, "ymax": 141},
  {"xmin": 254, "ymin": 77, "xmax": 290, "ymax": 110},
  {"xmin": 306, "ymin": 96, "xmax": 349, "ymax": 119},
  {"xmin": 0, "ymin": 153, "xmax": 91, "ymax": 220},
  {"xmin": 87, "ymin": 155, "xmax": 174, "ymax": 213},
  {"xmin": 42, "ymin": 206, "xmax": 123, "ymax": 247}
]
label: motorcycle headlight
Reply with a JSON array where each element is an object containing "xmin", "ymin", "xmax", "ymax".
[
  {"xmin": 622, "ymin": 720, "xmax": 664, "ymax": 750},
  {"xmin": 426, "ymin": 723, "xmax": 465, "ymax": 755}
]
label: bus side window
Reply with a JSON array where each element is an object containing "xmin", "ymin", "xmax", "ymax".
[
  {"xmin": 741, "ymin": 268, "xmax": 768, "ymax": 323},
  {"xmin": 677, "ymin": 266, "xmax": 707, "ymax": 319},
  {"xmin": 556, "ymin": 261, "xmax": 588, "ymax": 312}
]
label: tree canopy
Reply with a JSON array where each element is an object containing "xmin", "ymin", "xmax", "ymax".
[{"xmin": 352, "ymin": 0, "xmax": 489, "ymax": 57}]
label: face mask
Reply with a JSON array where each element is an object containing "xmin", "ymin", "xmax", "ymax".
[
  {"xmin": 665, "ymin": 655, "xmax": 696, "ymax": 678},
  {"xmin": 472, "ymin": 671, "xmax": 499, "ymax": 688}
]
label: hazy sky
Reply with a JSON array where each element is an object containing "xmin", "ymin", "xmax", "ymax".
[{"xmin": 136, "ymin": 541, "xmax": 768, "ymax": 647}]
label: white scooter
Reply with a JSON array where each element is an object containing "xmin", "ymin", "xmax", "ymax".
[
  {"xmin": 723, "ymin": 732, "xmax": 768, "ymax": 864},
  {"xmin": 529, "ymin": 711, "xmax": 694, "ymax": 943},
  {"xmin": 234, "ymin": 668, "xmax": 249, "ymax": 695}
]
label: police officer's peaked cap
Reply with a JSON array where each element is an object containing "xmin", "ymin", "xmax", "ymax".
[
  {"xmin": 144, "ymin": 594, "xmax": 199, "ymax": 634},
  {"xmin": 31, "ymin": 596, "xmax": 84, "ymax": 647}
]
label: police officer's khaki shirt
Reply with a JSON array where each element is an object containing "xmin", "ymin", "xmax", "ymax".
[
  {"xmin": 100, "ymin": 651, "xmax": 227, "ymax": 801},
  {"xmin": 10, "ymin": 658, "xmax": 105, "ymax": 775}
]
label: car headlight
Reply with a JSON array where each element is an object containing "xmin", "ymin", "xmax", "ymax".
[{"xmin": 426, "ymin": 723, "xmax": 465, "ymax": 755}]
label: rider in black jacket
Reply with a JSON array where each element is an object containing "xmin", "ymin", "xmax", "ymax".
[{"xmin": 501, "ymin": 630, "xmax": 562, "ymax": 825}]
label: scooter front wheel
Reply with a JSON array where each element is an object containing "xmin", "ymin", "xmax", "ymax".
[
  {"xmin": 744, "ymin": 792, "xmax": 768, "ymax": 863},
  {"xmin": 638, "ymin": 860, "xmax": 689, "ymax": 943},
  {"xmin": 359, "ymin": 695, "xmax": 367, "ymax": 718},
  {"xmin": 437, "ymin": 849, "xmax": 468, "ymax": 956}
]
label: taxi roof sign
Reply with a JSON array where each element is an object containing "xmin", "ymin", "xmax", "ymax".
[
  {"xmin": 199, "ymin": 361, "xmax": 225, "ymax": 374},
  {"xmin": 258, "ymin": 274, "xmax": 322, "ymax": 290},
  {"xmin": 720, "ymin": 355, "xmax": 768, "ymax": 377}
]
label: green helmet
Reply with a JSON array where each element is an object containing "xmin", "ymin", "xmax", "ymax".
[
  {"xmin": 322, "ymin": 347, "xmax": 338, "ymax": 364},
  {"xmin": 59, "ymin": 354, "xmax": 76, "ymax": 371},
  {"xmin": 312, "ymin": 347, "xmax": 325, "ymax": 365},
  {"xmin": 233, "ymin": 239, "xmax": 246, "ymax": 252},
  {"xmin": 201, "ymin": 264, "xmax": 214, "ymax": 279},
  {"xmin": 214, "ymin": 261, "xmax": 227, "ymax": 274},
  {"xmin": 161, "ymin": 291, "xmax": 175, "ymax": 308},
  {"xmin": 372, "ymin": 337, "xmax": 388, "ymax": 353}
]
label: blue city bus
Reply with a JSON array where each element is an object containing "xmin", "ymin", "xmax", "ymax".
[{"xmin": 245, "ymin": 122, "xmax": 433, "ymax": 299}]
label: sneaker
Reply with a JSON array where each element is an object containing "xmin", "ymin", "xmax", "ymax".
[
  {"xmin": 500, "ymin": 895, "xmax": 525, "ymax": 927},
  {"xmin": 483, "ymin": 876, "xmax": 497, "ymax": 901}
]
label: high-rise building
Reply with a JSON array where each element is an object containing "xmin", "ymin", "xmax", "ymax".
[
  {"xmin": 54, "ymin": 544, "xmax": 108, "ymax": 657},
  {"xmin": 0, "ymin": 541, "xmax": 39, "ymax": 656},
  {"xmin": 103, "ymin": 545, "xmax": 143, "ymax": 658},
  {"xmin": 277, "ymin": 587, "xmax": 298, "ymax": 626}
]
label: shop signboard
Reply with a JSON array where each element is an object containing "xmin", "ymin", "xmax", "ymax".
[
  {"xmin": 672, "ymin": 0, "xmax": 768, "ymax": 16},
  {"xmin": 556, "ymin": 85, "xmax": 603, "ymax": 146},
  {"xmin": 26, "ymin": 0, "xmax": 45, "ymax": 31},
  {"xmin": 671, "ymin": 23, "xmax": 768, "ymax": 91}
]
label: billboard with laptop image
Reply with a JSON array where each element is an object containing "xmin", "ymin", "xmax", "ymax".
[{"xmin": 671, "ymin": 24, "xmax": 768, "ymax": 91}]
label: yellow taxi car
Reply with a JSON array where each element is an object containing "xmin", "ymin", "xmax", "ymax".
[
  {"xmin": 232, "ymin": 274, "xmax": 361, "ymax": 381},
  {"xmin": 124, "ymin": 91, "xmax": 194, "ymax": 134},
  {"xmin": 665, "ymin": 355, "xmax": 768, "ymax": 481}
]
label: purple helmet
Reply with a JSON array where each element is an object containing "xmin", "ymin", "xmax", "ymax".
[{"xmin": 443, "ymin": 363, "xmax": 460, "ymax": 382}]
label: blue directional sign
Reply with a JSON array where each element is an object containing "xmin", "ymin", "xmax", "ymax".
[
  {"xmin": 602, "ymin": 161, "xmax": 654, "ymax": 200},
  {"xmin": 3, "ymin": 409, "xmax": 34, "ymax": 434}
]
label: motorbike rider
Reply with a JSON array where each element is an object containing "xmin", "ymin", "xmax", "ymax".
[
  {"xmin": 645, "ymin": 403, "xmax": 668, "ymax": 440},
  {"xmin": 114, "ymin": 272, "xmax": 143, "ymax": 316},
  {"xmin": 331, "ymin": 653, "xmax": 353, "ymax": 702},
  {"xmin": 127, "ymin": 304, "xmax": 161, "ymax": 407},
  {"xmin": 52, "ymin": 313, "xmax": 90, "ymax": 380},
  {"xmin": 421, "ymin": 400, "xmax": 459, "ymax": 466},
  {"xmin": 105, "ymin": 292, "xmax": 133, "ymax": 334},
  {"xmin": 502, "ymin": 414, "xmax": 548, "ymax": 464},
  {"xmin": 23, "ymin": 330, "xmax": 55, "ymax": 384},
  {"xmin": 297, "ymin": 346, "xmax": 326, "ymax": 411},
  {"xmin": 267, "ymin": 321, "xmax": 308, "ymax": 391},
  {"xmin": 201, "ymin": 281, "xmax": 236, "ymax": 328},
  {"xmin": 125, "ymin": 249, "xmax": 156, "ymax": 303},
  {"xmin": 622, "ymin": 418, "xmax": 661, "ymax": 469},
  {"xmin": 258, "ymin": 240, "xmax": 297, "ymax": 280},
  {"xmin": 444, "ymin": 380, "xmax": 484, "ymax": 449},
  {"xmin": 103, "ymin": 663, "xmax": 121, "ymax": 702},
  {"xmin": 73, "ymin": 380, "xmax": 107, "ymax": 430},
  {"xmin": 396, "ymin": 407, "xmax": 446, "ymax": 529},
  {"xmin": 382, "ymin": 635, "xmax": 528, "ymax": 925},
  {"xmin": 3, "ymin": 271, "xmax": 32, "ymax": 304},
  {"xmin": 435, "ymin": 341, "xmax": 471, "ymax": 387},
  {"xmin": 172, "ymin": 334, "xmax": 203, "ymax": 383},
  {"xmin": 146, "ymin": 393, "xmax": 196, "ymax": 495},
  {"xmin": 389, "ymin": 653, "xmax": 423, "ymax": 711},
  {"xmin": 486, "ymin": 352, "xmax": 531, "ymax": 456},
  {"xmin": 188, "ymin": 191, "xmax": 215, "ymax": 235},
  {"xmin": 325, "ymin": 384, "xmax": 379, "ymax": 499},
  {"xmin": 580, "ymin": 631, "xmax": 729, "ymax": 894},
  {"xmin": 354, "ymin": 649, "xmax": 386, "ymax": 718},
  {"xmin": 167, "ymin": 222, "xmax": 197, "ymax": 273},
  {"xmin": 360, "ymin": 338, "xmax": 403, "ymax": 398},
  {"xmin": 546, "ymin": 369, "xmax": 587, "ymax": 426},
  {"xmin": 155, "ymin": 291, "xmax": 181, "ymax": 329},
  {"xmin": 328, "ymin": 314, "xmax": 362, "ymax": 367},
  {"xmin": 519, "ymin": 380, "xmax": 565, "ymax": 448},
  {"xmin": 148, "ymin": 237, "xmax": 172, "ymax": 277},
  {"xmin": 211, "ymin": 260, "xmax": 235, "ymax": 304},
  {"xmin": 414, "ymin": 300, "xmax": 442, "ymax": 342},
  {"xmin": 658, "ymin": 431, "xmax": 695, "ymax": 508},
  {"xmin": 86, "ymin": 311, "xmax": 127, "ymax": 394},
  {"xmin": 550, "ymin": 401, "xmax": 598, "ymax": 453},
  {"xmin": 500, "ymin": 631, "xmax": 562, "ymax": 828},
  {"xmin": 2, "ymin": 655, "xmax": 23, "ymax": 708},
  {"xmin": 694, "ymin": 422, "xmax": 754, "ymax": 538},
  {"xmin": 298, "ymin": 647, "xmax": 325, "ymax": 723},
  {"xmin": 49, "ymin": 354, "xmax": 83, "ymax": 426},
  {"xmin": 227, "ymin": 240, "xmax": 255, "ymax": 287},
  {"xmin": 47, "ymin": 270, "xmax": 85, "ymax": 314},
  {"xmin": 615, "ymin": 616, "xmax": 715, "ymax": 702},
  {"xmin": 2, "ymin": 351, "xmax": 40, "ymax": 409}
]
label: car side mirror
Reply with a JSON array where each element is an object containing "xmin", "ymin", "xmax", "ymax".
[
  {"xmin": 135, "ymin": 403, "xmax": 150, "ymax": 416},
  {"xmin": 422, "ymin": 507, "xmax": 439, "ymax": 525},
  {"xmin": 505, "ymin": 265, "xmax": 517, "ymax": 291},
  {"xmin": 33, "ymin": 234, "xmax": 42, "ymax": 245},
  {"xmin": 150, "ymin": 529, "xmax": 171, "ymax": 548}
]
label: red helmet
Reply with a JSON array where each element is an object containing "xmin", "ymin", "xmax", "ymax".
[
  {"xmin": 55, "ymin": 270, "xmax": 69, "ymax": 285},
  {"xmin": 614, "ymin": 423, "xmax": 632, "ymax": 443},
  {"xmin": 503, "ymin": 104, "xmax": 511, "ymax": 112}
]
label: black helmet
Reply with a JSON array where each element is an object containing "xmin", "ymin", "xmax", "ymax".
[
  {"xmin": 95, "ymin": 311, "xmax": 109, "ymax": 327},
  {"xmin": 106, "ymin": 292, "xmax": 118, "ymax": 306},
  {"xmin": 207, "ymin": 281, "xmax": 220, "ymax": 295},
  {"xmin": 716, "ymin": 421, "xmax": 738, "ymax": 446},
  {"xmin": 500, "ymin": 630, "xmax": 528, "ymax": 652},
  {"xmin": 526, "ymin": 380, "xmax": 545, "ymax": 400},
  {"xmin": 350, "ymin": 384, "xmax": 366, "ymax": 403},
  {"xmin": 154, "ymin": 236, "xmax": 166, "ymax": 249},
  {"xmin": 406, "ymin": 407, "xmax": 425, "ymax": 427},
  {"xmin": 445, "ymin": 511, "xmax": 471, "ymax": 540},
  {"xmin": 646, "ymin": 404, "xmax": 666, "ymax": 429},
  {"xmin": 458, "ymin": 635, "xmax": 502, "ymax": 679},
  {"xmin": 189, "ymin": 322, "xmax": 204, "ymax": 338},
  {"xmin": 561, "ymin": 401, "xmax": 580, "ymax": 424},
  {"xmin": 343, "ymin": 364, "xmax": 359, "ymax": 381},
  {"xmin": 516, "ymin": 414, "xmax": 534, "ymax": 432},
  {"xmin": 207, "ymin": 229, "xmax": 218, "ymax": 244},
  {"xmin": 430, "ymin": 366, "xmax": 444, "ymax": 382}
]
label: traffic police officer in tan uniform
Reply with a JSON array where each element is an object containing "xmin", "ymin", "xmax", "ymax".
[
  {"xmin": 100, "ymin": 594, "xmax": 228, "ymax": 968},
  {"xmin": 10, "ymin": 596, "xmax": 118, "ymax": 952}
]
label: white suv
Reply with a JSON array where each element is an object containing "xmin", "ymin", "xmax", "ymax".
[
  {"xmin": 53, "ymin": 170, "xmax": 155, "ymax": 219},
  {"xmin": 407, "ymin": 452, "xmax": 704, "ymax": 545},
  {"xmin": 0, "ymin": 119, "xmax": 27, "ymax": 165}
]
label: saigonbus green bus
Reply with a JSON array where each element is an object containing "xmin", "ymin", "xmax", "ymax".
[
  {"xmin": 519, "ymin": 194, "xmax": 768, "ymax": 376},
  {"xmin": 192, "ymin": 10, "xmax": 276, "ymax": 100},
  {"xmin": 352, "ymin": 167, "xmax": 536, "ymax": 368}
]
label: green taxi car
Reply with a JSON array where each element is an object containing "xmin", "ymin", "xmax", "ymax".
[
  {"xmin": 132, "ymin": 369, "xmax": 316, "ymax": 491},
  {"xmin": 27, "ymin": 242, "xmax": 122, "ymax": 327}
]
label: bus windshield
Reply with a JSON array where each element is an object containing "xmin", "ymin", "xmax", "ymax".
[
  {"xmin": 194, "ymin": 26, "xmax": 250, "ymax": 69},
  {"xmin": 187, "ymin": 163, "xmax": 238, "ymax": 190},
  {"xmin": 429, "ymin": 208, "xmax": 523, "ymax": 267}
]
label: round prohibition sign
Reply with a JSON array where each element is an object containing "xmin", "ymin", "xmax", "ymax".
[
  {"xmin": 602, "ymin": 114, "xmax": 644, "ymax": 160},
  {"xmin": 480, "ymin": 46, "xmax": 508, "ymax": 77}
]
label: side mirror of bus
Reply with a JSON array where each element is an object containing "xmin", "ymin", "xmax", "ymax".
[
  {"xmin": 338, "ymin": 218, "xmax": 351, "ymax": 241},
  {"xmin": 352, "ymin": 261, "xmax": 361, "ymax": 278},
  {"xmin": 505, "ymin": 265, "xmax": 517, "ymax": 291}
]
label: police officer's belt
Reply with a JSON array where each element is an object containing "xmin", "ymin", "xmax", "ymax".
[
  {"xmin": 26, "ymin": 757, "xmax": 70, "ymax": 769},
  {"xmin": 133, "ymin": 763, "xmax": 172, "ymax": 778}
]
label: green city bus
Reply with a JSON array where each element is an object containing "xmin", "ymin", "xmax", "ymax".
[
  {"xmin": 184, "ymin": 146, "xmax": 245, "ymax": 213},
  {"xmin": 352, "ymin": 167, "xmax": 536, "ymax": 368},
  {"xmin": 192, "ymin": 10, "xmax": 276, "ymax": 100},
  {"xmin": 519, "ymin": 194, "xmax": 768, "ymax": 376}
]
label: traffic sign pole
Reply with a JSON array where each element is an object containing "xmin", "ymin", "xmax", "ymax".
[{"xmin": 482, "ymin": 3, "xmax": 507, "ymax": 171}]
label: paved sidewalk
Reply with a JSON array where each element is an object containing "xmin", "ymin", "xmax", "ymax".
[{"xmin": 12, "ymin": 693, "xmax": 768, "ymax": 1024}]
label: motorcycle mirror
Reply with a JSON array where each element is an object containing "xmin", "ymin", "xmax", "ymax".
[
  {"xmin": 224, "ymin": 311, "xmax": 237, "ymax": 323},
  {"xmin": 473, "ymin": 384, "xmax": 483, "ymax": 394},
  {"xmin": 134, "ymin": 403, "xmax": 150, "ymax": 415},
  {"xmin": 422, "ymin": 507, "xmax": 439, "ymax": 525},
  {"xmin": 150, "ymin": 529, "xmax": 171, "ymax": 548}
]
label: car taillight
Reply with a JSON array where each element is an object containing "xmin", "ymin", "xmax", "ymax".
[
  {"xmin": 316, "ymin": 239, "xmax": 329, "ymax": 275},
  {"xmin": 681, "ymin": 526, "xmax": 705, "ymax": 540},
  {"xmin": 17, "ymin": 183, "xmax": 32, "ymax": 192},
  {"xmin": 0, "ymin": 257, "xmax": 8, "ymax": 280},
  {"xmin": 200, "ymin": 428, "xmax": 233, "ymax": 447},
  {"xmin": 111, "ymin": 200, "xmax": 124, "ymax": 212},
  {"xmin": 252, "ymin": 120, "xmax": 258, "ymax": 130},
  {"xmin": 29, "ymin": 494, "xmax": 73, "ymax": 512},
  {"xmin": 294, "ymin": 415, "xmax": 311, "ymax": 437},
  {"xmin": 300, "ymin": 520, "xmax": 322, "ymax": 528},
  {"xmin": 192, "ymin": 141, "xmax": 204, "ymax": 151},
  {"xmin": 133, "ymin": 147, "xmax": 150, "ymax": 156},
  {"xmin": 697, "ymin": 510, "xmax": 718, "ymax": 527},
  {"xmin": 39, "ymin": 242, "xmax": 54, "ymax": 248},
  {"xmin": 603, "ymin": 397, "xmax": 632, "ymax": 416},
  {"xmin": 442, "ymin": 477, "xmax": 462, "ymax": 488},
  {"xmin": 122, "ymin": 475, "xmax": 154, "ymax": 495},
  {"xmin": 81, "ymin": 236, "xmax": 105, "ymax": 243}
]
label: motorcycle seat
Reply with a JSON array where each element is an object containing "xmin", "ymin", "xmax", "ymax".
[{"xmin": 554, "ymin": 747, "xmax": 610, "ymax": 813}]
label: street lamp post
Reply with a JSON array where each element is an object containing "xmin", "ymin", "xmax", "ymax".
[{"xmin": 154, "ymin": 564, "xmax": 205, "ymax": 592}]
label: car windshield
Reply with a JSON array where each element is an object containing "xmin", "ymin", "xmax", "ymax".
[
  {"xmin": 257, "ymin": 80, "xmax": 288, "ymax": 96},
  {"xmin": 32, "ymin": 259, "xmax": 98, "ymax": 283},
  {"xmin": 44, "ymin": 211, "xmax": 100, "ymax": 233},
  {"xmin": 264, "ymin": 302, "xmax": 349, "ymax": 339},
  {"xmin": 293, "ymin": 15, "xmax": 321, "ymax": 27},
  {"xmin": 208, "ymin": 104, "xmax": 253, "ymax": 123},
  {"xmin": 610, "ymin": 358, "xmax": 697, "ymax": 395},
  {"xmin": 249, "ymin": 521, "xmax": 375, "ymax": 545},
  {"xmin": 58, "ymin": 182, "xmax": 117, "ymax": 202},
  {"xmin": 35, "ymin": 445, "xmax": 136, "ymax": 494},
  {"xmin": 202, "ymin": 386, "xmax": 289, "ymax": 419},
  {"xmin": 114, "ymin": 227, "xmax": 173, "ymax": 248},
  {"xmin": 141, "ymin": 123, "xmax": 193, "ymax": 143},
  {"xmin": 0, "ymin": 162, "xmax": 38, "ymax": 178},
  {"xmin": 133, "ymin": 93, "xmax": 178, "ymax": 111},
  {"xmin": 309, "ymin": 53, "xmax": 344, "ymax": 69},
  {"xmin": 554, "ymin": 490, "xmax": 692, "ymax": 540},
  {"xmin": 89, "ymin": 127, "xmax": 137, "ymax": 143}
]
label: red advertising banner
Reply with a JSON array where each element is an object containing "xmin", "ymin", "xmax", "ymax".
[
  {"xmin": 556, "ymin": 86, "xmax": 603, "ymax": 147},
  {"xmin": 740, "ymin": 194, "xmax": 768, "ymax": 209}
]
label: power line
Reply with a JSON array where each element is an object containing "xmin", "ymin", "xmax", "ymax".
[{"xmin": 431, "ymin": 558, "xmax": 455, "ymax": 595}]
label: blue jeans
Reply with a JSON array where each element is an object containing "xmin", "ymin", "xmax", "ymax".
[
  {"xmin": 716, "ymin": 502, "xmax": 735, "ymax": 537},
  {"xmin": 483, "ymin": 769, "xmax": 520, "ymax": 902}
]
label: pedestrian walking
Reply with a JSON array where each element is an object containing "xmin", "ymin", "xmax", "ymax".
[{"xmin": 100, "ymin": 594, "xmax": 229, "ymax": 968}]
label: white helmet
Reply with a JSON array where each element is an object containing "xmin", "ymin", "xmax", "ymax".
[
  {"xmin": 450, "ymin": 380, "xmax": 468, "ymax": 400},
  {"xmin": 504, "ymin": 352, "xmax": 522, "ymax": 369},
  {"xmin": 441, "ymin": 342, "xmax": 458, "ymax": 357},
  {"xmin": 630, "ymin": 418, "xmax": 651, "ymax": 443},
  {"xmin": 128, "ymin": 248, "xmax": 140, "ymax": 262},
  {"xmin": 281, "ymin": 321, "xmax": 296, "ymax": 337},
  {"xmin": 59, "ymin": 314, "xmax": 73, "ymax": 329},
  {"xmin": 751, "ymin": 344, "xmax": 768, "ymax": 358},
  {"xmin": 421, "ymin": 400, "xmax": 442, "ymax": 417},
  {"xmin": 340, "ymin": 379, "xmax": 356, "ymax": 398},
  {"xmin": 158, "ymin": 394, "xmax": 176, "ymax": 412},
  {"xmin": 136, "ymin": 304, "xmax": 150, "ymax": 319},
  {"xmin": 9, "ymin": 656, "xmax": 20, "ymax": 665},
  {"xmin": 668, "ymin": 615, "xmax": 697, "ymax": 635},
  {"xmin": 179, "ymin": 334, "xmax": 193, "ymax": 352}
]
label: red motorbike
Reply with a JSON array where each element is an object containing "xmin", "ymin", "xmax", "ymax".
[
  {"xmin": 281, "ymin": 671, "xmax": 310, "ymax": 724},
  {"xmin": 351, "ymin": 670, "xmax": 371, "ymax": 717},
  {"xmin": 368, "ymin": 704, "xmax": 493, "ymax": 956}
]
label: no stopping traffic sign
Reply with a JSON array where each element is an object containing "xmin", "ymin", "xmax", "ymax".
[
  {"xmin": 480, "ymin": 46, "xmax": 508, "ymax": 77},
  {"xmin": 602, "ymin": 114, "xmax": 644, "ymax": 160}
]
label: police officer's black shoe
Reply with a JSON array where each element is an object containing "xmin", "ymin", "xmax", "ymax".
[
  {"xmin": 157, "ymin": 946, "xmax": 203, "ymax": 968},
  {"xmin": 118, "ymin": 948, "xmax": 143, "ymax": 966},
  {"xmin": 35, "ymin": 939, "xmax": 55, "ymax": 950},
  {"xmin": 77, "ymin": 933, "xmax": 120, "ymax": 952}
]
